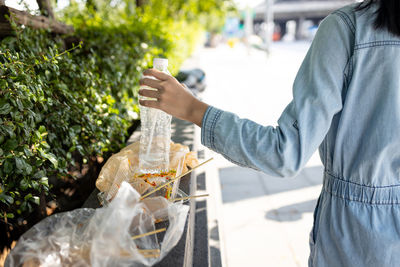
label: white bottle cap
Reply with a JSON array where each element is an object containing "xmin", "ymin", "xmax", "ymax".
[{"xmin": 153, "ymin": 58, "xmax": 168, "ymax": 68}]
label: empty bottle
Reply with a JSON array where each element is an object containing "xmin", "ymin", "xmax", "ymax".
[{"xmin": 139, "ymin": 58, "xmax": 172, "ymax": 174}]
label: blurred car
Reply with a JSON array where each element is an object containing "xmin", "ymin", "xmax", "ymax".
[{"xmin": 175, "ymin": 68, "xmax": 206, "ymax": 95}]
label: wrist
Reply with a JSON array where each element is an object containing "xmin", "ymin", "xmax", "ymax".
[{"xmin": 187, "ymin": 98, "xmax": 208, "ymax": 127}]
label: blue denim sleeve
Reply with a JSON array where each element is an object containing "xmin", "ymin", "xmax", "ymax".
[{"xmin": 201, "ymin": 13, "xmax": 354, "ymax": 177}]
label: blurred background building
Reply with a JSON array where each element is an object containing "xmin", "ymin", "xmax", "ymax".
[
  {"xmin": 212, "ymin": 0, "xmax": 357, "ymax": 51},
  {"xmin": 254, "ymin": 0, "xmax": 356, "ymax": 41}
]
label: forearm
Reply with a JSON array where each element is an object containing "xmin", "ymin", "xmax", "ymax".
[
  {"xmin": 201, "ymin": 106, "xmax": 304, "ymax": 177},
  {"xmin": 186, "ymin": 98, "xmax": 209, "ymax": 127}
]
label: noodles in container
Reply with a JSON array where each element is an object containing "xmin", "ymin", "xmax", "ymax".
[{"xmin": 95, "ymin": 141, "xmax": 198, "ymax": 205}]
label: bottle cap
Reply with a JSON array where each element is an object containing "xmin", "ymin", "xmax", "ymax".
[{"xmin": 153, "ymin": 58, "xmax": 168, "ymax": 68}]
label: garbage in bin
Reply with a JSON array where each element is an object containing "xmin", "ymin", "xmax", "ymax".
[
  {"xmin": 95, "ymin": 141, "xmax": 198, "ymax": 204},
  {"xmin": 5, "ymin": 182, "xmax": 189, "ymax": 267}
]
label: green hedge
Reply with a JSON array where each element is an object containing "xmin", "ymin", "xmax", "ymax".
[{"xmin": 0, "ymin": 26, "xmax": 132, "ymax": 220}]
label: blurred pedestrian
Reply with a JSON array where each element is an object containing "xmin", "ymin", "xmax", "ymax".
[{"xmin": 139, "ymin": 0, "xmax": 400, "ymax": 266}]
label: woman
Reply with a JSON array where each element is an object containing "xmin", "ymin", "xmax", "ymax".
[{"xmin": 139, "ymin": 0, "xmax": 400, "ymax": 266}]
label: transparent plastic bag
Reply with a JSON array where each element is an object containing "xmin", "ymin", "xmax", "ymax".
[{"xmin": 5, "ymin": 182, "xmax": 189, "ymax": 267}]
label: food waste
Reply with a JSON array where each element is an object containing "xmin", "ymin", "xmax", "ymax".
[{"xmin": 95, "ymin": 140, "xmax": 198, "ymax": 202}]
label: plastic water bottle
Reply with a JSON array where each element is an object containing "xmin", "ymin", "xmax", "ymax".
[{"xmin": 139, "ymin": 58, "xmax": 172, "ymax": 174}]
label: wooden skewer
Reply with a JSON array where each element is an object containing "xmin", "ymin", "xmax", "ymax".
[
  {"xmin": 119, "ymin": 248, "xmax": 160, "ymax": 259},
  {"xmin": 140, "ymin": 158, "xmax": 214, "ymax": 200},
  {"xmin": 132, "ymin": 228, "xmax": 166, "ymax": 240},
  {"xmin": 138, "ymin": 249, "xmax": 161, "ymax": 253},
  {"xmin": 172, "ymin": 194, "xmax": 210, "ymax": 202},
  {"xmin": 141, "ymin": 253, "xmax": 160, "ymax": 258}
]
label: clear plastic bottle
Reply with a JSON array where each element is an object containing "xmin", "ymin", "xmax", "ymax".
[{"xmin": 139, "ymin": 58, "xmax": 172, "ymax": 174}]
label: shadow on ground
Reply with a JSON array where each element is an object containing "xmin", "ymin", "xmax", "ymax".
[
  {"xmin": 219, "ymin": 165, "xmax": 323, "ymax": 203},
  {"xmin": 265, "ymin": 199, "xmax": 317, "ymax": 222},
  {"xmin": 171, "ymin": 118, "xmax": 194, "ymax": 149}
]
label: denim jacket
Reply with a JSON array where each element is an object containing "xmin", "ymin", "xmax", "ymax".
[{"xmin": 201, "ymin": 3, "xmax": 400, "ymax": 266}]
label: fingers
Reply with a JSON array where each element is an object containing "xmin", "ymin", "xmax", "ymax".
[
  {"xmin": 143, "ymin": 69, "xmax": 170, "ymax": 81},
  {"xmin": 139, "ymin": 77, "xmax": 163, "ymax": 90},
  {"xmin": 139, "ymin": 88, "xmax": 159, "ymax": 99},
  {"xmin": 139, "ymin": 99, "xmax": 159, "ymax": 109}
]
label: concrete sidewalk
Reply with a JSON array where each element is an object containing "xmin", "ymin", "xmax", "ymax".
[{"xmin": 183, "ymin": 41, "xmax": 323, "ymax": 267}]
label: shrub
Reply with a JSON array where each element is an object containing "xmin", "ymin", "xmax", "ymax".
[{"xmin": 0, "ymin": 25, "xmax": 133, "ymax": 229}]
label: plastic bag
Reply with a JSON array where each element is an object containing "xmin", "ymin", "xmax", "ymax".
[{"xmin": 6, "ymin": 182, "xmax": 189, "ymax": 267}]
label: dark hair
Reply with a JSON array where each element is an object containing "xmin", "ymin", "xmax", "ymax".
[{"xmin": 356, "ymin": 0, "xmax": 400, "ymax": 36}]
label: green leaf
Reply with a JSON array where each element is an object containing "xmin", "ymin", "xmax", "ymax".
[
  {"xmin": 6, "ymin": 213, "xmax": 14, "ymax": 219},
  {"xmin": 31, "ymin": 180, "xmax": 39, "ymax": 190},
  {"xmin": 15, "ymin": 157, "xmax": 24, "ymax": 171},
  {"xmin": 25, "ymin": 163, "xmax": 32, "ymax": 174},
  {"xmin": 0, "ymin": 124, "xmax": 15, "ymax": 138},
  {"xmin": 15, "ymin": 157, "xmax": 32, "ymax": 175},
  {"xmin": 34, "ymin": 130, "xmax": 41, "ymax": 141},
  {"xmin": 76, "ymin": 145, "xmax": 84, "ymax": 155},
  {"xmin": 0, "ymin": 102, "xmax": 11, "ymax": 115},
  {"xmin": 24, "ymin": 193, "xmax": 33, "ymax": 201},
  {"xmin": 20, "ymin": 201, "xmax": 27, "ymax": 211},
  {"xmin": 71, "ymin": 125, "xmax": 81, "ymax": 133},
  {"xmin": 33, "ymin": 170, "xmax": 46, "ymax": 179},
  {"xmin": 20, "ymin": 179, "xmax": 29, "ymax": 190},
  {"xmin": 31, "ymin": 196, "xmax": 40, "ymax": 205},
  {"xmin": 3, "ymin": 160, "xmax": 13, "ymax": 174},
  {"xmin": 45, "ymin": 70, "xmax": 51, "ymax": 79},
  {"xmin": 57, "ymin": 83, "xmax": 68, "ymax": 91},
  {"xmin": 16, "ymin": 98, "xmax": 24, "ymax": 111},
  {"xmin": 39, "ymin": 177, "xmax": 49, "ymax": 187},
  {"xmin": 43, "ymin": 152, "xmax": 58, "ymax": 168},
  {"xmin": 0, "ymin": 194, "xmax": 14, "ymax": 205},
  {"xmin": 0, "ymin": 148, "xmax": 3, "ymax": 156},
  {"xmin": 38, "ymin": 125, "xmax": 46, "ymax": 134},
  {"xmin": 0, "ymin": 79, "xmax": 7, "ymax": 89},
  {"xmin": 40, "ymin": 141, "xmax": 50, "ymax": 149},
  {"xmin": 27, "ymin": 202, "xmax": 33, "ymax": 212},
  {"xmin": 4, "ymin": 138, "xmax": 18, "ymax": 150},
  {"xmin": 23, "ymin": 146, "xmax": 33, "ymax": 157}
]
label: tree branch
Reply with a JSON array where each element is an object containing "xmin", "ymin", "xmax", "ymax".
[
  {"xmin": 136, "ymin": 0, "xmax": 147, "ymax": 7},
  {"xmin": 36, "ymin": 0, "xmax": 55, "ymax": 19},
  {"xmin": 0, "ymin": 5, "xmax": 74, "ymax": 37}
]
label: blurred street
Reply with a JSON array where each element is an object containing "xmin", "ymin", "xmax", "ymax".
[{"xmin": 183, "ymin": 41, "xmax": 324, "ymax": 267}]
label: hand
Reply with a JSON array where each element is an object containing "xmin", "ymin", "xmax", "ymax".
[{"xmin": 139, "ymin": 69, "xmax": 209, "ymax": 127}]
